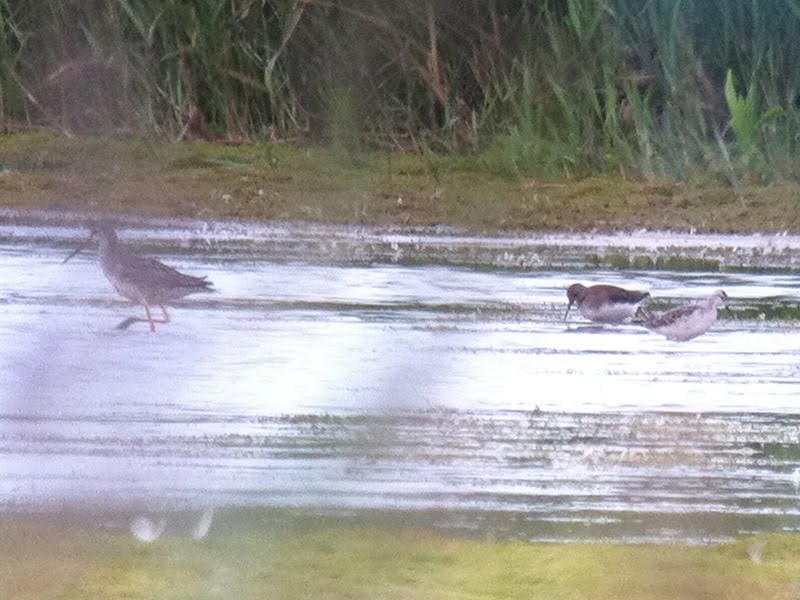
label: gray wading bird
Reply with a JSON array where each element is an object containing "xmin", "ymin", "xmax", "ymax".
[
  {"xmin": 64, "ymin": 223, "xmax": 214, "ymax": 332},
  {"xmin": 639, "ymin": 290, "xmax": 729, "ymax": 341}
]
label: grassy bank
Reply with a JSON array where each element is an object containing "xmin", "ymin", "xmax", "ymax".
[
  {"xmin": 2, "ymin": 1, "xmax": 800, "ymax": 184},
  {"xmin": 2, "ymin": 131, "xmax": 800, "ymax": 232},
  {"xmin": 3, "ymin": 514, "xmax": 800, "ymax": 600}
]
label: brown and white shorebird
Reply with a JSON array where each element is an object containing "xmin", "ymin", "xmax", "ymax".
[
  {"xmin": 565, "ymin": 283, "xmax": 650, "ymax": 324},
  {"xmin": 64, "ymin": 223, "xmax": 214, "ymax": 332},
  {"xmin": 640, "ymin": 290, "xmax": 729, "ymax": 341}
]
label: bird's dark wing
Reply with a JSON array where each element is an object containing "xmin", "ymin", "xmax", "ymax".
[
  {"xmin": 605, "ymin": 287, "xmax": 649, "ymax": 303},
  {"xmin": 585, "ymin": 286, "xmax": 649, "ymax": 309}
]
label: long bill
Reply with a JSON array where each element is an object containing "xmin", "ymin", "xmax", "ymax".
[
  {"xmin": 62, "ymin": 234, "xmax": 94, "ymax": 264},
  {"xmin": 563, "ymin": 301, "xmax": 573, "ymax": 321}
]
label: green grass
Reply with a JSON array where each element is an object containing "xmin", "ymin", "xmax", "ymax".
[{"xmin": 3, "ymin": 514, "xmax": 800, "ymax": 600}]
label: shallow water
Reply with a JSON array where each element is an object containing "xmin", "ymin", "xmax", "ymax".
[{"xmin": 1, "ymin": 220, "xmax": 800, "ymax": 543}]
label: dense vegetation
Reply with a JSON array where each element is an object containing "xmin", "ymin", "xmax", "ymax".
[{"xmin": 2, "ymin": 0, "xmax": 799, "ymax": 182}]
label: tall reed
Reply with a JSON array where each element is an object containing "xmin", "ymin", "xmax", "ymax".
[{"xmin": 1, "ymin": 0, "xmax": 799, "ymax": 181}]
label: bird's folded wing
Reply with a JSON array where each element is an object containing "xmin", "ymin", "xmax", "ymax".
[
  {"xmin": 117, "ymin": 253, "xmax": 207, "ymax": 289},
  {"xmin": 647, "ymin": 304, "xmax": 698, "ymax": 328}
]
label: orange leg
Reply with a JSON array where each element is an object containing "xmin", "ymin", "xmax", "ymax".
[
  {"xmin": 144, "ymin": 304, "xmax": 157, "ymax": 332},
  {"xmin": 114, "ymin": 303, "xmax": 171, "ymax": 332},
  {"xmin": 141, "ymin": 304, "xmax": 171, "ymax": 332},
  {"xmin": 116, "ymin": 313, "xmax": 168, "ymax": 331},
  {"xmin": 114, "ymin": 300, "xmax": 170, "ymax": 331}
]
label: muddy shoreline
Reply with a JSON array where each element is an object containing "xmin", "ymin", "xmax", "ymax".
[{"xmin": 3, "ymin": 133, "xmax": 800, "ymax": 235}]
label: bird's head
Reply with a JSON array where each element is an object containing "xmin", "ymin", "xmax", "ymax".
[
  {"xmin": 564, "ymin": 283, "xmax": 588, "ymax": 321},
  {"xmin": 62, "ymin": 220, "xmax": 119, "ymax": 263}
]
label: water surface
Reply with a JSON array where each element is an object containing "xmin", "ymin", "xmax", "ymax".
[{"xmin": 1, "ymin": 221, "xmax": 799, "ymax": 543}]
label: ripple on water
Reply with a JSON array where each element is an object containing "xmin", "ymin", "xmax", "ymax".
[{"xmin": 1, "ymin": 223, "xmax": 800, "ymax": 542}]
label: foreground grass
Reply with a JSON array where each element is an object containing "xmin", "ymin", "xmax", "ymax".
[
  {"xmin": 3, "ymin": 515, "xmax": 800, "ymax": 600},
  {"xmin": 2, "ymin": 132, "xmax": 800, "ymax": 233}
]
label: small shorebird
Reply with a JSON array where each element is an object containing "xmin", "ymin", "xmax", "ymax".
[
  {"xmin": 640, "ymin": 290, "xmax": 729, "ymax": 341},
  {"xmin": 64, "ymin": 223, "xmax": 213, "ymax": 332},
  {"xmin": 565, "ymin": 283, "xmax": 650, "ymax": 324}
]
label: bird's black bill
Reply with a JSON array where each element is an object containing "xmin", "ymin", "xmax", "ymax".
[
  {"xmin": 62, "ymin": 245, "xmax": 85, "ymax": 264},
  {"xmin": 563, "ymin": 302, "xmax": 573, "ymax": 321},
  {"xmin": 62, "ymin": 234, "xmax": 94, "ymax": 264}
]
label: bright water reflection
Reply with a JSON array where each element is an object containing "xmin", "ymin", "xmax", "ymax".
[{"xmin": 1, "ymin": 223, "xmax": 800, "ymax": 542}]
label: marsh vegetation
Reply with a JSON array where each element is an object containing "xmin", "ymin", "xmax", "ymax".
[{"xmin": 2, "ymin": 0, "xmax": 800, "ymax": 186}]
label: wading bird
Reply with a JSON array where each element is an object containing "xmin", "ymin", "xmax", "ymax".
[
  {"xmin": 639, "ymin": 290, "xmax": 729, "ymax": 341},
  {"xmin": 64, "ymin": 223, "xmax": 213, "ymax": 332},
  {"xmin": 565, "ymin": 283, "xmax": 650, "ymax": 324}
]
